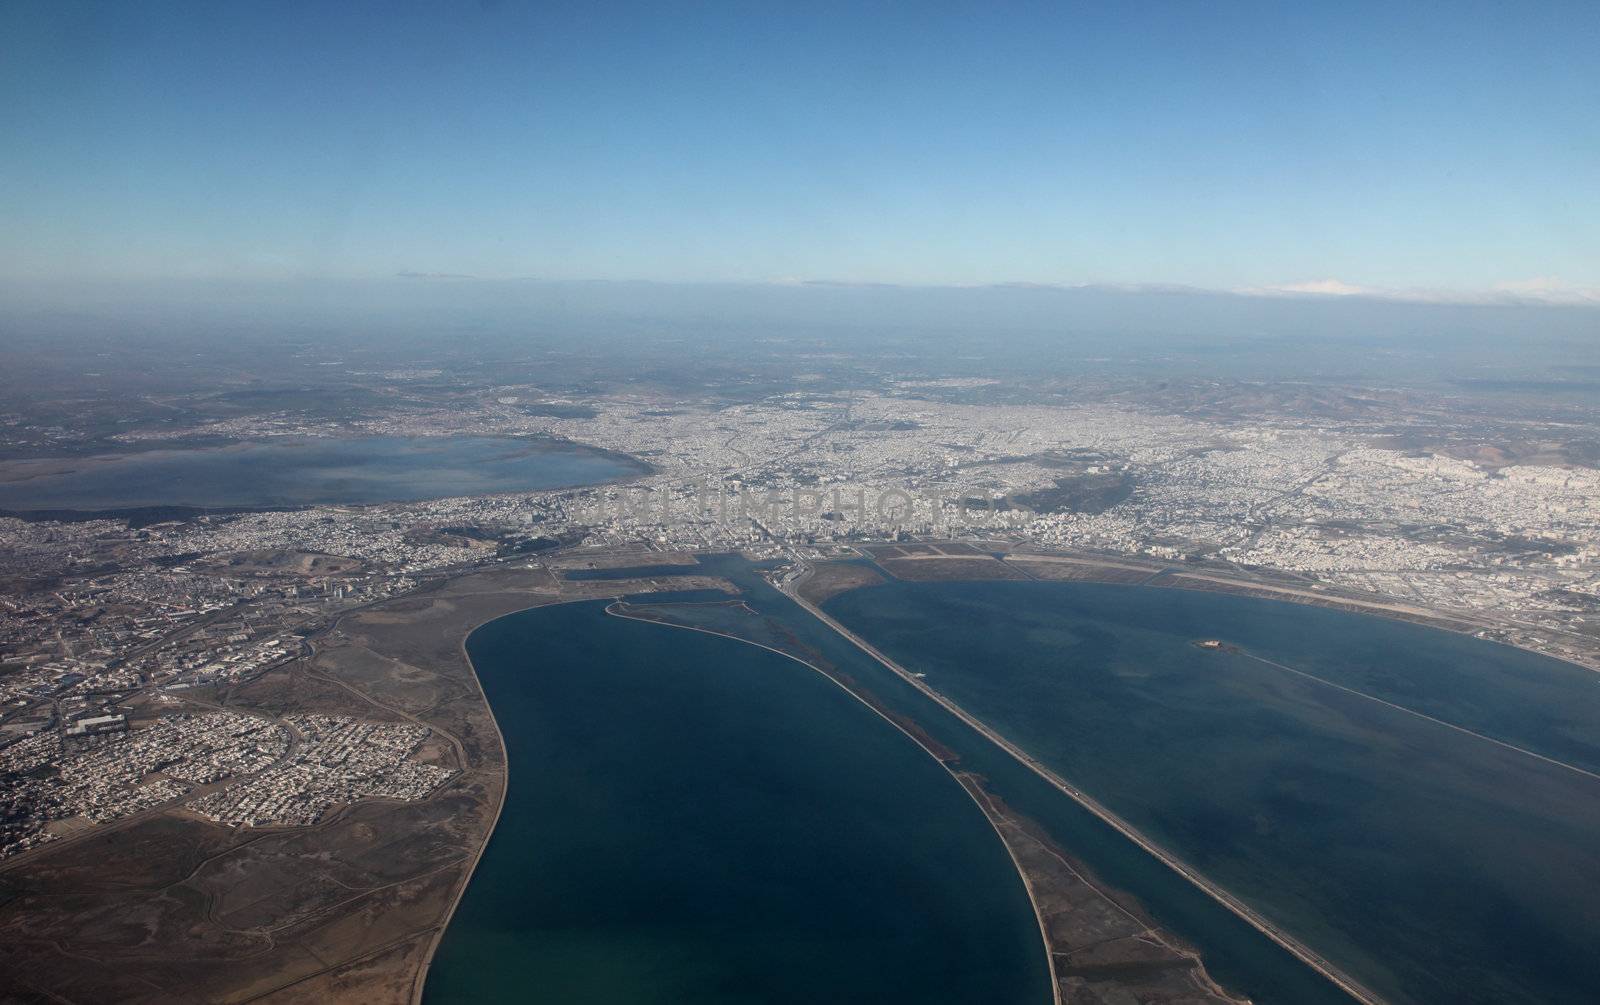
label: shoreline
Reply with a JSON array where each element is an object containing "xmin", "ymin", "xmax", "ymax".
[
  {"xmin": 406, "ymin": 617, "xmax": 515, "ymax": 1005},
  {"xmin": 970, "ymin": 543, "xmax": 1598, "ymax": 676}
]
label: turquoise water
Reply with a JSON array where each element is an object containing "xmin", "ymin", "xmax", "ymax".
[
  {"xmin": 424, "ymin": 599, "xmax": 1051, "ymax": 1004},
  {"xmin": 0, "ymin": 435, "xmax": 644, "ymax": 511},
  {"xmin": 825, "ymin": 579, "xmax": 1600, "ymax": 1005}
]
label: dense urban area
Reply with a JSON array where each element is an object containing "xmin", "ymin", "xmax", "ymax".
[{"xmin": 3, "ymin": 377, "xmax": 1600, "ymax": 861}]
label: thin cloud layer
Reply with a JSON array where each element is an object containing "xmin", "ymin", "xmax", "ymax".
[{"xmin": 1241, "ymin": 277, "xmax": 1600, "ymax": 307}]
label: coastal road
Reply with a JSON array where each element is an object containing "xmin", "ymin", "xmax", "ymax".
[{"xmin": 781, "ymin": 563, "xmax": 1384, "ymax": 1005}]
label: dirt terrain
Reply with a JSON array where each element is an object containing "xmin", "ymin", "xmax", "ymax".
[
  {"xmin": 545, "ymin": 549, "xmax": 700, "ymax": 570},
  {"xmin": 868, "ymin": 543, "xmax": 1030, "ymax": 582},
  {"xmin": 192, "ymin": 549, "xmax": 369, "ymax": 577},
  {"xmin": 0, "ymin": 565, "xmax": 726, "ymax": 1004},
  {"xmin": 795, "ymin": 561, "xmax": 886, "ymax": 604}
]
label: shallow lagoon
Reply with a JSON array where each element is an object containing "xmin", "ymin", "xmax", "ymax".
[{"xmin": 0, "ymin": 435, "xmax": 643, "ymax": 512}]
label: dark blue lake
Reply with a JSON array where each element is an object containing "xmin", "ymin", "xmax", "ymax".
[
  {"xmin": 424, "ymin": 599, "xmax": 1051, "ymax": 1004},
  {"xmin": 0, "ymin": 435, "xmax": 644, "ymax": 511}
]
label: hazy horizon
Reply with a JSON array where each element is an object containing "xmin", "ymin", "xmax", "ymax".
[{"xmin": 5, "ymin": 2, "xmax": 1597, "ymax": 298}]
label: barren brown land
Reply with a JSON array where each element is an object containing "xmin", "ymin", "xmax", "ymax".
[
  {"xmin": 192, "ymin": 550, "xmax": 369, "ymax": 578},
  {"xmin": 544, "ymin": 549, "xmax": 700, "ymax": 570},
  {"xmin": 867, "ymin": 543, "xmax": 1029, "ymax": 583},
  {"xmin": 0, "ymin": 562, "xmax": 730, "ymax": 1004},
  {"xmin": 795, "ymin": 561, "xmax": 887, "ymax": 605},
  {"xmin": 966, "ymin": 782, "xmax": 1244, "ymax": 1005}
]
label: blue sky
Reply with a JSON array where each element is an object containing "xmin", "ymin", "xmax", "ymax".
[{"xmin": 3, "ymin": 1, "xmax": 1597, "ymax": 300}]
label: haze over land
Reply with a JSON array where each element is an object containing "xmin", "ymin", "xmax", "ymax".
[{"xmin": 3, "ymin": 3, "xmax": 1600, "ymax": 1004}]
